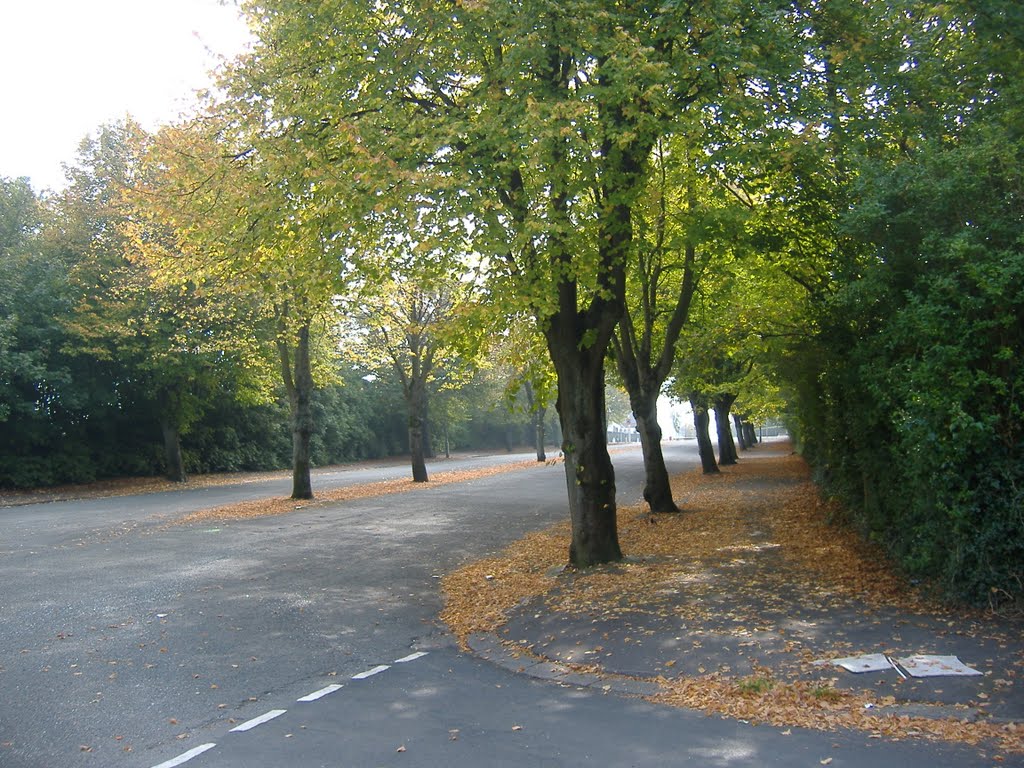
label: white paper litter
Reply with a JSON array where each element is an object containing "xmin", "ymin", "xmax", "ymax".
[
  {"xmin": 893, "ymin": 655, "xmax": 983, "ymax": 677},
  {"xmin": 830, "ymin": 653, "xmax": 893, "ymax": 673},
  {"xmin": 823, "ymin": 653, "xmax": 983, "ymax": 677}
]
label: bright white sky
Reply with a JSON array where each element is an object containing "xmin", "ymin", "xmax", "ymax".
[{"xmin": 0, "ymin": 0, "xmax": 253, "ymax": 193}]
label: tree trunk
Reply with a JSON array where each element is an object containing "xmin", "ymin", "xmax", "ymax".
[
  {"xmin": 161, "ymin": 418, "xmax": 187, "ymax": 483},
  {"xmin": 287, "ymin": 323, "xmax": 315, "ymax": 500},
  {"xmin": 524, "ymin": 380, "xmax": 547, "ymax": 462},
  {"xmin": 733, "ymin": 414, "xmax": 748, "ymax": 450},
  {"xmin": 745, "ymin": 422, "xmax": 758, "ymax": 446},
  {"xmin": 691, "ymin": 395, "xmax": 720, "ymax": 474},
  {"xmin": 407, "ymin": 380, "xmax": 429, "ymax": 482},
  {"xmin": 420, "ymin": 396, "xmax": 435, "ymax": 459},
  {"xmin": 632, "ymin": 392, "xmax": 679, "ymax": 513},
  {"xmin": 534, "ymin": 404, "xmax": 547, "ymax": 462},
  {"xmin": 713, "ymin": 395, "xmax": 738, "ymax": 466},
  {"xmin": 551, "ymin": 350, "xmax": 622, "ymax": 568}
]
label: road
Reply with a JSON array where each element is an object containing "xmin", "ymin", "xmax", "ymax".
[{"xmin": 0, "ymin": 445, "xmax": 990, "ymax": 767}]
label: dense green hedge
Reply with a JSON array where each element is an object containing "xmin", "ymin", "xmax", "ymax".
[{"xmin": 789, "ymin": 124, "xmax": 1024, "ymax": 608}]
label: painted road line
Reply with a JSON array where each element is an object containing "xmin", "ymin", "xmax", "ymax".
[
  {"xmin": 229, "ymin": 709, "xmax": 287, "ymax": 732},
  {"xmin": 150, "ymin": 743, "xmax": 217, "ymax": 768},
  {"xmin": 297, "ymin": 683, "xmax": 344, "ymax": 702},
  {"xmin": 352, "ymin": 664, "xmax": 390, "ymax": 680},
  {"xmin": 394, "ymin": 651, "xmax": 429, "ymax": 663}
]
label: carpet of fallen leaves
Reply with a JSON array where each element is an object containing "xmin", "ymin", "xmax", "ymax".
[
  {"xmin": 0, "ymin": 454, "xmax": 509, "ymax": 509},
  {"xmin": 0, "ymin": 464, "xmax": 366, "ymax": 508},
  {"xmin": 0, "ymin": 471, "xmax": 285, "ymax": 507},
  {"xmin": 440, "ymin": 447, "xmax": 1023, "ymax": 757},
  {"xmin": 174, "ymin": 459, "xmax": 546, "ymax": 526}
]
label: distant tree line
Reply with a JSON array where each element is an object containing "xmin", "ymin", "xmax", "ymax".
[{"xmin": 0, "ymin": 169, "xmax": 557, "ymax": 488}]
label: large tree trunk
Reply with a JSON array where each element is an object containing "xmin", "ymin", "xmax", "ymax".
[
  {"xmin": 713, "ymin": 395, "xmax": 738, "ymax": 466},
  {"xmin": 160, "ymin": 417, "xmax": 186, "ymax": 483},
  {"xmin": 550, "ymin": 347, "xmax": 622, "ymax": 568},
  {"xmin": 279, "ymin": 320, "xmax": 314, "ymax": 500},
  {"xmin": 407, "ymin": 380, "xmax": 429, "ymax": 482},
  {"xmin": 632, "ymin": 391, "xmax": 680, "ymax": 513},
  {"xmin": 691, "ymin": 395, "xmax": 720, "ymax": 475}
]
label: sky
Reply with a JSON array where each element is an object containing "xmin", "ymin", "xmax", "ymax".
[{"xmin": 0, "ymin": 0, "xmax": 253, "ymax": 192}]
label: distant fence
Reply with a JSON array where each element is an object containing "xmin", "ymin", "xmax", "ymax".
[
  {"xmin": 607, "ymin": 427, "xmax": 641, "ymax": 444},
  {"xmin": 606, "ymin": 422, "xmax": 786, "ymax": 444}
]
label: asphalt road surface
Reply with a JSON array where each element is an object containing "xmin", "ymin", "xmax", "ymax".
[{"xmin": 0, "ymin": 445, "xmax": 992, "ymax": 767}]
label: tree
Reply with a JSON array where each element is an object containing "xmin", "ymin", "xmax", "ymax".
[
  {"xmin": 495, "ymin": 317, "xmax": 557, "ymax": 462},
  {"xmin": 609, "ymin": 140, "xmax": 701, "ymax": 512},
  {"xmin": 140, "ymin": 110, "xmax": 360, "ymax": 499},
  {"xmin": 0, "ymin": 176, "xmax": 47, "ymax": 428},
  {"xmin": 60, "ymin": 120, "xmax": 272, "ymax": 483},
  {"xmin": 688, "ymin": 393, "xmax": 720, "ymax": 475},
  {"xmin": 0, "ymin": 177, "xmax": 85, "ymax": 487},
  {"xmin": 343, "ymin": 270, "xmax": 482, "ymax": 482},
  {"xmin": 235, "ymin": 0, "xmax": 803, "ymax": 566}
]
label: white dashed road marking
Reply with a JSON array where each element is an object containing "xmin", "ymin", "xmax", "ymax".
[
  {"xmin": 229, "ymin": 709, "xmax": 288, "ymax": 732},
  {"xmin": 297, "ymin": 683, "xmax": 344, "ymax": 702},
  {"xmin": 146, "ymin": 651, "xmax": 429, "ymax": 768},
  {"xmin": 394, "ymin": 651, "xmax": 429, "ymax": 663},
  {"xmin": 351, "ymin": 664, "xmax": 390, "ymax": 680},
  {"xmin": 150, "ymin": 743, "xmax": 217, "ymax": 768}
]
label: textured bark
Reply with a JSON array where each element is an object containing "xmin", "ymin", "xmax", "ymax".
[
  {"xmin": 534, "ymin": 406, "xmax": 547, "ymax": 462},
  {"xmin": 161, "ymin": 418, "xmax": 186, "ymax": 483},
  {"xmin": 691, "ymin": 395, "xmax": 720, "ymax": 474},
  {"xmin": 420, "ymin": 397, "xmax": 435, "ymax": 459},
  {"xmin": 407, "ymin": 379, "xmax": 429, "ymax": 483},
  {"xmin": 713, "ymin": 395, "xmax": 738, "ymax": 466},
  {"xmin": 744, "ymin": 423, "xmax": 758, "ymax": 446},
  {"xmin": 523, "ymin": 381, "xmax": 547, "ymax": 462},
  {"xmin": 632, "ymin": 392, "xmax": 680, "ymax": 512},
  {"xmin": 279, "ymin": 321, "xmax": 314, "ymax": 500},
  {"xmin": 733, "ymin": 414, "xmax": 748, "ymax": 450},
  {"xmin": 550, "ymin": 347, "xmax": 622, "ymax": 567}
]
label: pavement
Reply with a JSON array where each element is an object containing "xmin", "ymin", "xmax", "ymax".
[
  {"xmin": 460, "ymin": 441, "xmax": 1024, "ymax": 756},
  {"xmin": 4, "ymin": 441, "xmax": 1021, "ymax": 766}
]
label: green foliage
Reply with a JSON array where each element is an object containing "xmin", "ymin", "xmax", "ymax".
[
  {"xmin": 785, "ymin": 12, "xmax": 1024, "ymax": 606},
  {"xmin": 736, "ymin": 675, "xmax": 775, "ymax": 696}
]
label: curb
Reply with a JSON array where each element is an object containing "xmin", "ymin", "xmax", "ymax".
[
  {"xmin": 465, "ymin": 633, "xmax": 996, "ymax": 724},
  {"xmin": 466, "ymin": 632, "xmax": 662, "ymax": 698}
]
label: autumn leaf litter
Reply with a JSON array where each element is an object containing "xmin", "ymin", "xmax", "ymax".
[{"xmin": 440, "ymin": 449, "xmax": 1023, "ymax": 756}]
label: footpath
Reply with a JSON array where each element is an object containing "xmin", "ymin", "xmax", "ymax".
[{"xmin": 441, "ymin": 440, "xmax": 1024, "ymax": 762}]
